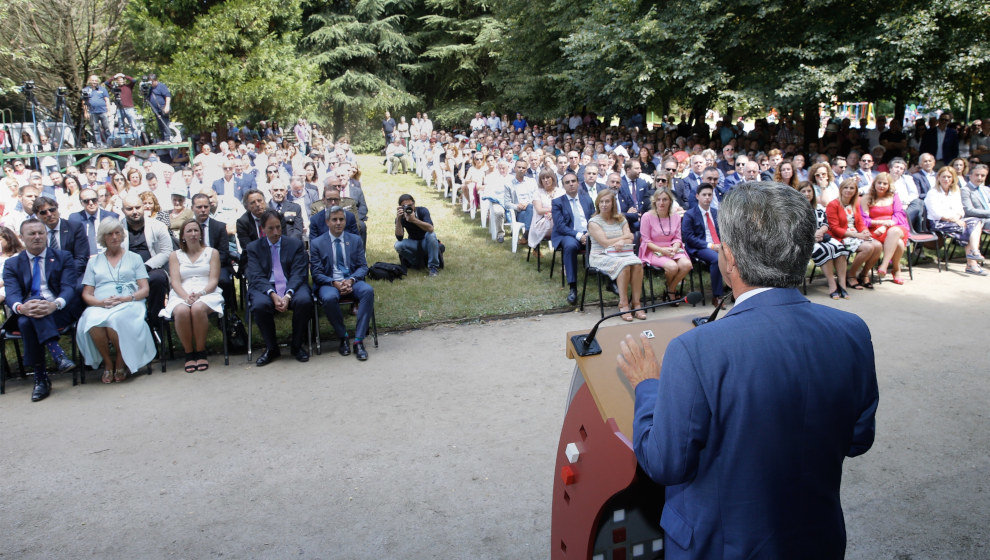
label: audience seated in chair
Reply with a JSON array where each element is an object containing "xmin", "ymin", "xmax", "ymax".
[
  {"xmin": 587, "ymin": 189, "xmax": 646, "ymax": 321},
  {"xmin": 551, "ymin": 172, "xmax": 595, "ymax": 305},
  {"xmin": 681, "ymin": 182, "xmax": 724, "ymax": 306},
  {"xmin": 639, "ymin": 187, "xmax": 693, "ymax": 299},
  {"xmin": 121, "ymin": 192, "xmax": 174, "ymax": 324}
]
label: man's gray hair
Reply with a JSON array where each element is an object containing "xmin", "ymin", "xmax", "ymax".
[{"xmin": 719, "ymin": 182, "xmax": 814, "ymax": 289}]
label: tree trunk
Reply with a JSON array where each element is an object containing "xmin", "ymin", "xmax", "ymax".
[
  {"xmin": 802, "ymin": 101, "xmax": 819, "ymax": 151},
  {"xmin": 661, "ymin": 97, "xmax": 670, "ymax": 120},
  {"xmin": 725, "ymin": 105, "xmax": 735, "ymax": 122},
  {"xmin": 893, "ymin": 90, "xmax": 906, "ymax": 128}
]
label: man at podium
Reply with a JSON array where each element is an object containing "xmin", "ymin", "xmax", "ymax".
[{"xmin": 619, "ymin": 182, "xmax": 879, "ymax": 559}]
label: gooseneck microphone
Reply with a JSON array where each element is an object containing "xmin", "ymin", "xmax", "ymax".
[
  {"xmin": 570, "ymin": 291, "xmax": 704, "ymax": 357},
  {"xmin": 692, "ymin": 288, "xmax": 733, "ymax": 327}
]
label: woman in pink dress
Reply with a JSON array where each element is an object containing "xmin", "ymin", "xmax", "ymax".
[
  {"xmin": 638, "ymin": 187, "xmax": 693, "ymax": 299},
  {"xmin": 860, "ymin": 172, "xmax": 909, "ymax": 284}
]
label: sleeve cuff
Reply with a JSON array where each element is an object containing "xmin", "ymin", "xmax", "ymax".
[{"xmin": 55, "ymin": 298, "xmax": 65, "ymax": 310}]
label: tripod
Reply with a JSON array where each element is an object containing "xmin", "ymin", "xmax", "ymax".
[
  {"xmin": 53, "ymin": 88, "xmax": 74, "ymax": 154},
  {"xmin": 20, "ymin": 85, "xmax": 41, "ymax": 168}
]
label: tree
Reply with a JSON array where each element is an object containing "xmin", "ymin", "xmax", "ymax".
[
  {"xmin": 127, "ymin": 0, "xmax": 318, "ymax": 135},
  {"xmin": 301, "ymin": 0, "xmax": 418, "ymax": 139}
]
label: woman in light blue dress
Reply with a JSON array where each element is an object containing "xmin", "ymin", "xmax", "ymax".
[{"xmin": 76, "ymin": 218, "xmax": 157, "ymax": 383}]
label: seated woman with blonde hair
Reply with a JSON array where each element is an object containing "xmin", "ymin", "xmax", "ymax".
[
  {"xmin": 76, "ymin": 218, "xmax": 157, "ymax": 383},
  {"xmin": 861, "ymin": 172, "xmax": 910, "ymax": 284},
  {"xmin": 638, "ymin": 187, "xmax": 692, "ymax": 300},
  {"xmin": 588, "ymin": 189, "xmax": 646, "ymax": 321}
]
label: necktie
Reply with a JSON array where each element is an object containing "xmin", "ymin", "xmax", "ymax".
[
  {"xmin": 705, "ymin": 211, "xmax": 720, "ymax": 245},
  {"xmin": 48, "ymin": 229, "xmax": 57, "ymax": 249},
  {"xmin": 276, "ymin": 203, "xmax": 282, "ymax": 213},
  {"xmin": 30, "ymin": 255, "xmax": 42, "ymax": 297},
  {"xmin": 87, "ymin": 216, "xmax": 97, "ymax": 254},
  {"xmin": 570, "ymin": 198, "xmax": 585, "ymax": 231},
  {"xmin": 257, "ymin": 220, "xmax": 266, "ymax": 239},
  {"xmin": 271, "ymin": 243, "xmax": 287, "ymax": 296},
  {"xmin": 333, "ymin": 238, "xmax": 349, "ymax": 276}
]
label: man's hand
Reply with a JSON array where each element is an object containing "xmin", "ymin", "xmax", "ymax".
[
  {"xmin": 333, "ymin": 279, "xmax": 354, "ymax": 296},
  {"xmin": 21, "ymin": 299, "xmax": 56, "ymax": 319},
  {"xmin": 271, "ymin": 292, "xmax": 289, "ymax": 313},
  {"xmin": 617, "ymin": 333, "xmax": 660, "ymax": 389}
]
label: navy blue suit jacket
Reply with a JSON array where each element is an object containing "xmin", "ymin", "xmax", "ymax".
[
  {"xmin": 267, "ymin": 200, "xmax": 304, "ymax": 240},
  {"xmin": 550, "ymin": 191, "xmax": 595, "ymax": 246},
  {"xmin": 51, "ymin": 219, "xmax": 90, "ymax": 276},
  {"xmin": 233, "ymin": 173, "xmax": 258, "ymax": 202},
  {"xmin": 911, "ymin": 172, "xmax": 935, "ymax": 199},
  {"xmin": 633, "ymin": 288, "xmax": 878, "ymax": 559},
  {"xmin": 919, "ymin": 127, "xmax": 959, "ymax": 162},
  {"xmin": 3, "ymin": 248, "xmax": 79, "ymax": 310},
  {"xmin": 69, "ymin": 208, "xmax": 119, "ymax": 225},
  {"xmin": 245, "ymin": 235, "xmax": 308, "ymax": 296},
  {"xmin": 619, "ymin": 176, "xmax": 652, "ymax": 215},
  {"xmin": 681, "ymin": 205, "xmax": 718, "ymax": 257},
  {"xmin": 309, "ymin": 208, "xmax": 360, "ymax": 240},
  {"xmin": 677, "ymin": 173, "xmax": 702, "ymax": 210},
  {"xmin": 309, "ymin": 231, "xmax": 369, "ymax": 286}
]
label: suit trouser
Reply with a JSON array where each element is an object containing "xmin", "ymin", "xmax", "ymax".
[
  {"xmin": 694, "ymin": 248, "xmax": 723, "ymax": 297},
  {"xmin": 906, "ymin": 198, "xmax": 925, "ymax": 234},
  {"xmin": 249, "ymin": 286, "xmax": 313, "ymax": 352},
  {"xmin": 317, "ymin": 281, "xmax": 374, "ymax": 341},
  {"xmin": 16, "ymin": 303, "xmax": 78, "ymax": 367},
  {"xmin": 146, "ymin": 268, "xmax": 169, "ymax": 325},
  {"xmin": 557, "ymin": 236, "xmax": 582, "ymax": 284}
]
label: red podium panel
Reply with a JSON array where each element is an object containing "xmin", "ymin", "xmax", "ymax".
[{"xmin": 551, "ymin": 316, "xmax": 693, "ymax": 560}]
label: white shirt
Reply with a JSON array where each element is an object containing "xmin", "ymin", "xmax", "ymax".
[
  {"xmin": 701, "ymin": 208, "xmax": 716, "ymax": 246},
  {"xmin": 936, "ymin": 128, "xmax": 946, "ymax": 160},
  {"xmin": 328, "ymin": 233, "xmax": 348, "ymax": 282},
  {"xmin": 568, "ymin": 196, "xmax": 587, "ymax": 236},
  {"xmin": 893, "ymin": 175, "xmax": 919, "ymax": 205},
  {"xmin": 733, "ymin": 286, "xmax": 773, "ymax": 306},
  {"xmin": 924, "ymin": 187, "xmax": 963, "ymax": 222}
]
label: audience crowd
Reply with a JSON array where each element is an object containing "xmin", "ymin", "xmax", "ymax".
[{"xmin": 1, "ymin": 105, "xmax": 988, "ymax": 402}]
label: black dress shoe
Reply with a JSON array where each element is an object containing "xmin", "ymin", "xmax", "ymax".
[
  {"xmin": 55, "ymin": 356, "xmax": 76, "ymax": 374},
  {"xmin": 256, "ymin": 349, "xmax": 280, "ymax": 367},
  {"xmin": 292, "ymin": 348, "xmax": 310, "ymax": 362},
  {"xmin": 31, "ymin": 375, "xmax": 51, "ymax": 402},
  {"xmin": 606, "ymin": 281, "xmax": 619, "ymax": 295},
  {"xmin": 353, "ymin": 341, "xmax": 368, "ymax": 361},
  {"xmin": 566, "ymin": 287, "xmax": 578, "ymax": 305},
  {"xmin": 339, "ymin": 337, "xmax": 351, "ymax": 356}
]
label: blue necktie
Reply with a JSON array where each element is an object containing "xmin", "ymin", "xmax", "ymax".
[
  {"xmin": 30, "ymin": 255, "xmax": 42, "ymax": 298},
  {"xmin": 87, "ymin": 216, "xmax": 97, "ymax": 254},
  {"xmin": 333, "ymin": 238, "xmax": 348, "ymax": 276},
  {"xmin": 271, "ymin": 243, "xmax": 287, "ymax": 296}
]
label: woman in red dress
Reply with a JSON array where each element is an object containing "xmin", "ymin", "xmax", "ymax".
[{"xmin": 860, "ymin": 172, "xmax": 909, "ymax": 284}]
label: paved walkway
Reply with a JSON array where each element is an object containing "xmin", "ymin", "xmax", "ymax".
[{"xmin": 1, "ymin": 264, "xmax": 987, "ymax": 559}]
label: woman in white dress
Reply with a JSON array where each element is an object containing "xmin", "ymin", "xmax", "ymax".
[
  {"xmin": 76, "ymin": 219, "xmax": 157, "ymax": 383},
  {"xmin": 162, "ymin": 219, "xmax": 224, "ymax": 372}
]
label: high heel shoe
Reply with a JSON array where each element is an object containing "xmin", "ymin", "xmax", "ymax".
[
  {"xmin": 618, "ymin": 306, "xmax": 633, "ymax": 322},
  {"xmin": 631, "ymin": 303, "xmax": 647, "ymax": 320}
]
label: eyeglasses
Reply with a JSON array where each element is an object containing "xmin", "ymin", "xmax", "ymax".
[
  {"xmin": 81, "ymin": 197, "xmax": 98, "ymax": 204},
  {"xmin": 665, "ymin": 168, "xmax": 676, "ymax": 172},
  {"xmin": 657, "ymin": 178, "xmax": 668, "ymax": 184},
  {"xmin": 36, "ymin": 208, "xmax": 56, "ymax": 216}
]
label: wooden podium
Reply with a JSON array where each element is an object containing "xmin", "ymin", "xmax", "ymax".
[{"xmin": 550, "ymin": 315, "xmax": 695, "ymax": 560}]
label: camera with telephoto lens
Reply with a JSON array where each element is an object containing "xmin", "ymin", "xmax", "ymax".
[
  {"xmin": 139, "ymin": 79, "xmax": 152, "ymax": 97},
  {"xmin": 22, "ymin": 80, "xmax": 34, "ymax": 91},
  {"xmin": 402, "ymin": 204, "xmax": 414, "ymax": 214}
]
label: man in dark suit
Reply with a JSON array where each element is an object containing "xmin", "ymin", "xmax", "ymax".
[
  {"xmin": 310, "ymin": 185, "xmax": 360, "ymax": 240},
  {"xmin": 961, "ymin": 164, "xmax": 990, "ymax": 228},
  {"xmin": 911, "ymin": 152, "xmax": 937, "ymax": 201},
  {"xmin": 681, "ymin": 182, "xmax": 724, "ymax": 305},
  {"xmin": 551, "ymin": 172, "xmax": 595, "ymax": 304},
  {"xmin": 920, "ymin": 112, "xmax": 960, "ymax": 165},
  {"xmin": 618, "ymin": 160, "xmax": 651, "ymax": 230},
  {"xmin": 266, "ymin": 181, "xmax": 304, "ymax": 240},
  {"xmin": 235, "ymin": 189, "xmax": 270, "ymax": 267},
  {"xmin": 620, "ymin": 182, "xmax": 878, "ymax": 559},
  {"xmin": 32, "ymin": 196, "xmax": 89, "ymax": 279},
  {"xmin": 3, "ymin": 219, "xmax": 81, "ymax": 401},
  {"xmin": 69, "ymin": 188, "xmax": 119, "ymax": 256},
  {"xmin": 246, "ymin": 210, "xmax": 313, "ymax": 366},
  {"xmin": 310, "ymin": 206, "xmax": 374, "ymax": 361},
  {"xmin": 677, "ymin": 155, "xmax": 706, "ymax": 210}
]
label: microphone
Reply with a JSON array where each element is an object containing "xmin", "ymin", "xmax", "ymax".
[
  {"xmin": 692, "ymin": 288, "xmax": 732, "ymax": 327},
  {"xmin": 570, "ymin": 291, "xmax": 703, "ymax": 357}
]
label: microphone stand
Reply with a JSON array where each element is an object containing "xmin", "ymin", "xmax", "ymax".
[
  {"xmin": 570, "ymin": 291, "xmax": 704, "ymax": 357},
  {"xmin": 692, "ymin": 288, "xmax": 733, "ymax": 327}
]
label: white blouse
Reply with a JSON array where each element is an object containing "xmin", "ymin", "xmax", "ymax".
[{"xmin": 924, "ymin": 187, "xmax": 963, "ymax": 222}]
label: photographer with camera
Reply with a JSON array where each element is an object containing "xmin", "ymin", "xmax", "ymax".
[
  {"xmin": 106, "ymin": 73, "xmax": 138, "ymax": 134},
  {"xmin": 394, "ymin": 193, "xmax": 441, "ymax": 277},
  {"xmin": 82, "ymin": 75, "xmax": 111, "ymax": 148},
  {"xmin": 143, "ymin": 74, "xmax": 172, "ymax": 143}
]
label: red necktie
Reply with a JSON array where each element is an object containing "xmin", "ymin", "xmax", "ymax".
[
  {"xmin": 705, "ymin": 211, "xmax": 720, "ymax": 245},
  {"xmin": 258, "ymin": 220, "xmax": 266, "ymax": 239}
]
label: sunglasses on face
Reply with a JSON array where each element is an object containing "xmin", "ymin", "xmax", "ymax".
[
  {"xmin": 36, "ymin": 208, "xmax": 55, "ymax": 216},
  {"xmin": 82, "ymin": 197, "xmax": 98, "ymax": 204},
  {"xmin": 657, "ymin": 178, "xmax": 668, "ymax": 183}
]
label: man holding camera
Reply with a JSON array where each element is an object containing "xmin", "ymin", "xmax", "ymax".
[
  {"xmin": 394, "ymin": 194, "xmax": 441, "ymax": 277},
  {"xmin": 82, "ymin": 75, "xmax": 111, "ymax": 147},
  {"xmin": 106, "ymin": 73, "xmax": 138, "ymax": 134},
  {"xmin": 146, "ymin": 74, "xmax": 172, "ymax": 143}
]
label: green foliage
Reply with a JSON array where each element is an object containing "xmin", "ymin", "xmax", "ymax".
[{"xmin": 127, "ymin": 0, "xmax": 318, "ymax": 133}]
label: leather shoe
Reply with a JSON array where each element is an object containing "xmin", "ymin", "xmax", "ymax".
[
  {"xmin": 55, "ymin": 356, "xmax": 76, "ymax": 374},
  {"xmin": 292, "ymin": 348, "xmax": 309, "ymax": 362},
  {"xmin": 353, "ymin": 341, "xmax": 368, "ymax": 361},
  {"xmin": 31, "ymin": 375, "xmax": 51, "ymax": 402},
  {"xmin": 606, "ymin": 281, "xmax": 619, "ymax": 295},
  {"xmin": 338, "ymin": 337, "xmax": 351, "ymax": 356},
  {"xmin": 566, "ymin": 287, "xmax": 578, "ymax": 305},
  {"xmin": 255, "ymin": 349, "xmax": 280, "ymax": 367}
]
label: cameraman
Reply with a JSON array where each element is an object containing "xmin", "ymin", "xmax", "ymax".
[
  {"xmin": 146, "ymin": 74, "xmax": 172, "ymax": 143},
  {"xmin": 394, "ymin": 194, "xmax": 441, "ymax": 277},
  {"xmin": 82, "ymin": 75, "xmax": 111, "ymax": 147},
  {"xmin": 106, "ymin": 73, "xmax": 137, "ymax": 133}
]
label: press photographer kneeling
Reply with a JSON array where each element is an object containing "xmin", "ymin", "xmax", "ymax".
[{"xmin": 394, "ymin": 194, "xmax": 441, "ymax": 277}]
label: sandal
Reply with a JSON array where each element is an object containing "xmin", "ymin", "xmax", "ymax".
[
  {"xmin": 889, "ymin": 276, "xmax": 905, "ymax": 285},
  {"xmin": 829, "ymin": 290, "xmax": 841, "ymax": 300},
  {"xmin": 846, "ymin": 276, "xmax": 863, "ymax": 290},
  {"xmin": 840, "ymin": 287, "xmax": 851, "ymax": 299},
  {"xmin": 618, "ymin": 306, "xmax": 633, "ymax": 322},
  {"xmin": 858, "ymin": 274, "xmax": 874, "ymax": 289},
  {"xmin": 184, "ymin": 352, "xmax": 198, "ymax": 373},
  {"xmin": 195, "ymin": 350, "xmax": 209, "ymax": 371},
  {"xmin": 631, "ymin": 304, "xmax": 647, "ymax": 320},
  {"xmin": 102, "ymin": 370, "xmax": 113, "ymax": 384},
  {"xmin": 114, "ymin": 368, "xmax": 128, "ymax": 383}
]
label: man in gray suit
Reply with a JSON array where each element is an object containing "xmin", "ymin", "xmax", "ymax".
[{"xmin": 961, "ymin": 164, "xmax": 990, "ymax": 228}]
